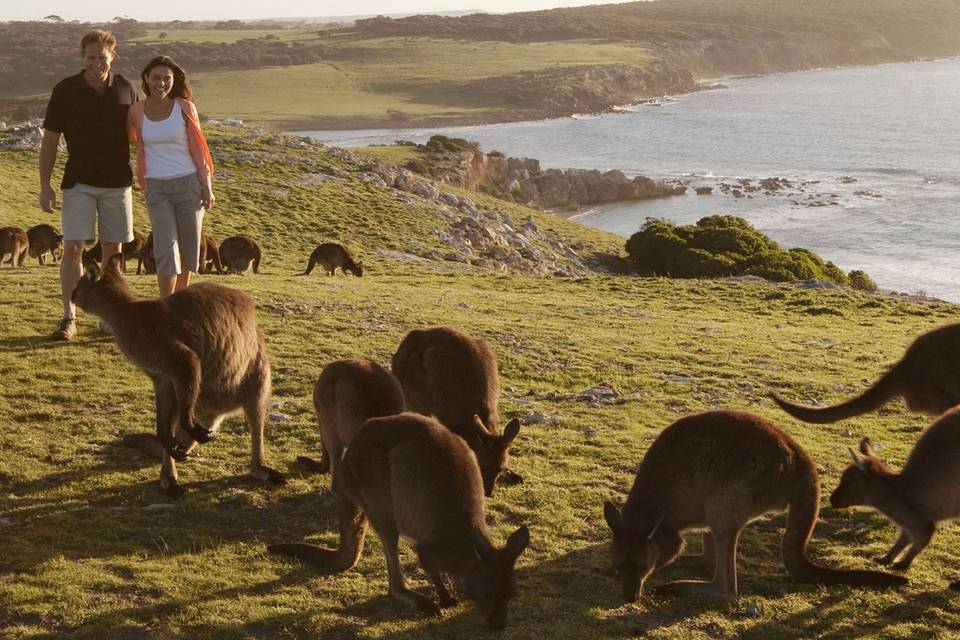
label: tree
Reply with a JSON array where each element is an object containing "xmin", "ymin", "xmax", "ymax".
[{"xmin": 43, "ymin": 14, "xmax": 64, "ymax": 22}]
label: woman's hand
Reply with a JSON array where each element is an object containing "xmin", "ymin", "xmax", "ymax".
[{"xmin": 201, "ymin": 183, "xmax": 215, "ymax": 210}]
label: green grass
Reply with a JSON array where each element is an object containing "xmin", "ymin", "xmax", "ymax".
[
  {"xmin": 187, "ymin": 37, "xmax": 655, "ymax": 126},
  {"xmin": 130, "ymin": 29, "xmax": 321, "ymax": 44},
  {"xmin": 2, "ymin": 130, "xmax": 960, "ymax": 639}
]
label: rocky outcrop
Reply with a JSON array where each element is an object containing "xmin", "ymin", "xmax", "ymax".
[{"xmin": 406, "ymin": 136, "xmax": 684, "ymax": 211}]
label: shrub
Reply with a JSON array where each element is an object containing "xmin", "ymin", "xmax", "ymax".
[{"xmin": 848, "ymin": 269, "xmax": 878, "ymax": 292}]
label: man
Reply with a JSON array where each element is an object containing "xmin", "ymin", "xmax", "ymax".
[{"xmin": 39, "ymin": 29, "xmax": 138, "ymax": 340}]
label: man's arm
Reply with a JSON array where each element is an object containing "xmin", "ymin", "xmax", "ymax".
[{"xmin": 39, "ymin": 130, "xmax": 61, "ymax": 213}]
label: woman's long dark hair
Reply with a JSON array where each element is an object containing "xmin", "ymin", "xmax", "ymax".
[{"xmin": 140, "ymin": 56, "xmax": 192, "ymax": 100}]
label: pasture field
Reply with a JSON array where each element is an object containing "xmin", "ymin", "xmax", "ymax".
[
  {"xmin": 130, "ymin": 29, "xmax": 320, "ymax": 44},
  {"xmin": 2, "ymin": 131, "xmax": 960, "ymax": 639},
  {"xmin": 187, "ymin": 37, "xmax": 655, "ymax": 127}
]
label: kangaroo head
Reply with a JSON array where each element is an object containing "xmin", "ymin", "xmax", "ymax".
[
  {"xmin": 603, "ymin": 501, "xmax": 663, "ymax": 602},
  {"xmin": 352, "ymin": 261, "xmax": 364, "ymax": 277},
  {"xmin": 463, "ymin": 526, "xmax": 529, "ymax": 630},
  {"xmin": 469, "ymin": 416, "xmax": 521, "ymax": 497},
  {"xmin": 72, "ymin": 254, "xmax": 130, "ymax": 314},
  {"xmin": 831, "ymin": 437, "xmax": 893, "ymax": 509}
]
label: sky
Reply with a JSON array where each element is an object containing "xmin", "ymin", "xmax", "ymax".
[{"xmin": 2, "ymin": 1, "xmax": 637, "ymax": 22}]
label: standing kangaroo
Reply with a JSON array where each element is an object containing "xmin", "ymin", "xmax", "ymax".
[
  {"xmin": 392, "ymin": 326, "xmax": 521, "ymax": 496},
  {"xmin": 772, "ymin": 323, "xmax": 960, "ymax": 423},
  {"xmin": 0, "ymin": 226, "xmax": 29, "ymax": 268},
  {"xmin": 271, "ymin": 413, "xmax": 529, "ymax": 629},
  {"xmin": 832, "ymin": 409, "xmax": 960, "ymax": 590},
  {"xmin": 72, "ymin": 255, "xmax": 285, "ymax": 497},
  {"xmin": 82, "ymin": 230, "xmax": 146, "ymax": 272},
  {"xmin": 27, "ymin": 224, "xmax": 63, "ymax": 265},
  {"xmin": 137, "ymin": 233, "xmax": 156, "ymax": 275},
  {"xmin": 603, "ymin": 410, "xmax": 907, "ymax": 600},
  {"xmin": 198, "ymin": 233, "xmax": 223, "ymax": 275},
  {"xmin": 303, "ymin": 242, "xmax": 363, "ymax": 276},
  {"xmin": 219, "ymin": 235, "xmax": 262, "ymax": 274}
]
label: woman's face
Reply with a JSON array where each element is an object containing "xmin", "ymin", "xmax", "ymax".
[{"xmin": 147, "ymin": 65, "xmax": 174, "ymax": 99}]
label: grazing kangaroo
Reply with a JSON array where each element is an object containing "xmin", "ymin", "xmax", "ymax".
[
  {"xmin": 832, "ymin": 410, "xmax": 960, "ymax": 590},
  {"xmin": 772, "ymin": 323, "xmax": 960, "ymax": 423},
  {"xmin": 137, "ymin": 233, "xmax": 156, "ymax": 275},
  {"xmin": 0, "ymin": 226, "xmax": 29, "ymax": 267},
  {"xmin": 26, "ymin": 224, "xmax": 63, "ymax": 265},
  {"xmin": 83, "ymin": 230, "xmax": 146, "ymax": 272},
  {"xmin": 271, "ymin": 413, "xmax": 529, "ymax": 629},
  {"xmin": 392, "ymin": 326, "xmax": 521, "ymax": 496},
  {"xmin": 198, "ymin": 233, "xmax": 223, "ymax": 275},
  {"xmin": 219, "ymin": 235, "xmax": 261, "ymax": 274},
  {"xmin": 270, "ymin": 358, "xmax": 406, "ymax": 572},
  {"xmin": 603, "ymin": 410, "xmax": 907, "ymax": 600},
  {"xmin": 303, "ymin": 242, "xmax": 363, "ymax": 276},
  {"xmin": 72, "ymin": 255, "xmax": 285, "ymax": 497}
]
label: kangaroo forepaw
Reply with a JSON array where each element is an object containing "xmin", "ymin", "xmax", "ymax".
[
  {"xmin": 875, "ymin": 555, "xmax": 893, "ymax": 566},
  {"xmin": 437, "ymin": 593, "xmax": 459, "ymax": 609},
  {"xmin": 184, "ymin": 421, "xmax": 213, "ymax": 444},
  {"xmin": 498, "ymin": 468, "xmax": 524, "ymax": 486},
  {"xmin": 253, "ymin": 465, "xmax": 287, "ymax": 485},
  {"xmin": 414, "ymin": 594, "xmax": 442, "ymax": 617},
  {"xmin": 162, "ymin": 477, "xmax": 186, "ymax": 499},
  {"xmin": 892, "ymin": 559, "xmax": 913, "ymax": 571},
  {"xmin": 161, "ymin": 436, "xmax": 189, "ymax": 461},
  {"xmin": 295, "ymin": 455, "xmax": 330, "ymax": 474}
]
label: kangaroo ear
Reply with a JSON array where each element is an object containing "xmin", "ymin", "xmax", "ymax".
[
  {"xmin": 501, "ymin": 418, "xmax": 520, "ymax": 445},
  {"xmin": 83, "ymin": 261, "xmax": 103, "ymax": 282},
  {"xmin": 603, "ymin": 501, "xmax": 624, "ymax": 536},
  {"xmin": 849, "ymin": 447, "xmax": 869, "ymax": 471},
  {"xmin": 473, "ymin": 528, "xmax": 497, "ymax": 561},
  {"xmin": 641, "ymin": 512, "xmax": 665, "ymax": 541},
  {"xmin": 859, "ymin": 437, "xmax": 874, "ymax": 456},
  {"xmin": 504, "ymin": 525, "xmax": 530, "ymax": 562},
  {"xmin": 472, "ymin": 414, "xmax": 487, "ymax": 431},
  {"xmin": 105, "ymin": 253, "xmax": 123, "ymax": 272}
]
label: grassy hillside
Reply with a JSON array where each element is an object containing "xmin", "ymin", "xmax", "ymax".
[{"xmin": 2, "ymin": 131, "xmax": 960, "ymax": 639}]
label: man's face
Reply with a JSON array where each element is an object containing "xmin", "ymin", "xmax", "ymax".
[{"xmin": 82, "ymin": 42, "xmax": 115, "ymax": 80}]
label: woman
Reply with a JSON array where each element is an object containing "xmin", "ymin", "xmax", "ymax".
[{"xmin": 127, "ymin": 56, "xmax": 214, "ymax": 298}]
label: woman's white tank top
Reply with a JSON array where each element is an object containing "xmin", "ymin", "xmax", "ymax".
[{"xmin": 142, "ymin": 100, "xmax": 197, "ymax": 179}]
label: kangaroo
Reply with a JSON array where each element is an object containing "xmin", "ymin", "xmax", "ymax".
[
  {"xmin": 219, "ymin": 235, "xmax": 261, "ymax": 274},
  {"xmin": 391, "ymin": 326, "xmax": 521, "ymax": 496},
  {"xmin": 772, "ymin": 322, "xmax": 960, "ymax": 423},
  {"xmin": 198, "ymin": 233, "xmax": 223, "ymax": 275},
  {"xmin": 832, "ymin": 410, "xmax": 960, "ymax": 590},
  {"xmin": 603, "ymin": 410, "xmax": 907, "ymax": 600},
  {"xmin": 26, "ymin": 224, "xmax": 63, "ymax": 266},
  {"xmin": 270, "ymin": 358, "xmax": 406, "ymax": 573},
  {"xmin": 0, "ymin": 226, "xmax": 29, "ymax": 268},
  {"xmin": 137, "ymin": 233, "xmax": 156, "ymax": 275},
  {"xmin": 303, "ymin": 242, "xmax": 363, "ymax": 276},
  {"xmin": 83, "ymin": 230, "xmax": 146, "ymax": 272},
  {"xmin": 270, "ymin": 412, "xmax": 529, "ymax": 629},
  {"xmin": 72, "ymin": 255, "xmax": 285, "ymax": 497}
]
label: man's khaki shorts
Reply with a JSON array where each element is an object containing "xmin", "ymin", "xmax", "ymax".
[{"xmin": 61, "ymin": 183, "xmax": 134, "ymax": 244}]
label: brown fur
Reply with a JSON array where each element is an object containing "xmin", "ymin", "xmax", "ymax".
[
  {"xmin": 0, "ymin": 226, "xmax": 29, "ymax": 268},
  {"xmin": 832, "ymin": 410, "xmax": 960, "ymax": 589},
  {"xmin": 83, "ymin": 230, "xmax": 145, "ymax": 272},
  {"xmin": 392, "ymin": 326, "xmax": 521, "ymax": 496},
  {"xmin": 198, "ymin": 233, "xmax": 223, "ymax": 274},
  {"xmin": 303, "ymin": 242, "xmax": 363, "ymax": 276},
  {"xmin": 603, "ymin": 410, "xmax": 907, "ymax": 600},
  {"xmin": 26, "ymin": 224, "xmax": 63, "ymax": 265},
  {"xmin": 219, "ymin": 235, "xmax": 261, "ymax": 274},
  {"xmin": 772, "ymin": 323, "xmax": 960, "ymax": 423},
  {"xmin": 271, "ymin": 413, "xmax": 529, "ymax": 629},
  {"xmin": 72, "ymin": 255, "xmax": 285, "ymax": 497},
  {"xmin": 136, "ymin": 233, "xmax": 156, "ymax": 275}
]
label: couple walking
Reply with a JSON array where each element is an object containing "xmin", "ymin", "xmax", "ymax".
[{"xmin": 39, "ymin": 29, "xmax": 215, "ymax": 340}]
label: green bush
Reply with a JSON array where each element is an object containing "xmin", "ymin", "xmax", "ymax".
[
  {"xmin": 848, "ymin": 269, "xmax": 878, "ymax": 292},
  {"xmin": 625, "ymin": 215, "xmax": 869, "ymax": 286}
]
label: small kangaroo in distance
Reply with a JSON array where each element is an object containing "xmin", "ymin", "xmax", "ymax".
[
  {"xmin": 303, "ymin": 242, "xmax": 363, "ymax": 276},
  {"xmin": 273, "ymin": 412, "xmax": 529, "ymax": 629},
  {"xmin": 392, "ymin": 326, "xmax": 521, "ymax": 496},
  {"xmin": 603, "ymin": 410, "xmax": 907, "ymax": 600},
  {"xmin": 832, "ymin": 410, "xmax": 960, "ymax": 590},
  {"xmin": 72, "ymin": 255, "xmax": 285, "ymax": 497},
  {"xmin": 83, "ymin": 230, "xmax": 146, "ymax": 272},
  {"xmin": 0, "ymin": 226, "xmax": 29, "ymax": 267},
  {"xmin": 198, "ymin": 233, "xmax": 223, "ymax": 275},
  {"xmin": 772, "ymin": 322, "xmax": 960, "ymax": 423},
  {"xmin": 270, "ymin": 358, "xmax": 406, "ymax": 573},
  {"xmin": 27, "ymin": 224, "xmax": 63, "ymax": 265},
  {"xmin": 137, "ymin": 233, "xmax": 156, "ymax": 275},
  {"xmin": 219, "ymin": 235, "xmax": 262, "ymax": 274}
]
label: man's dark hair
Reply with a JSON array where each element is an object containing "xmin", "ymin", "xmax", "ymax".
[
  {"xmin": 140, "ymin": 56, "xmax": 193, "ymax": 101},
  {"xmin": 81, "ymin": 29, "xmax": 117, "ymax": 52}
]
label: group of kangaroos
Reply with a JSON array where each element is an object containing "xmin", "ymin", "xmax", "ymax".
[
  {"xmin": 0, "ymin": 223, "xmax": 363, "ymax": 276},
  {"xmin": 69, "ymin": 253, "xmax": 960, "ymax": 628}
]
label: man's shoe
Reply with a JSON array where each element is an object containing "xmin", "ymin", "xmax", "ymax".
[{"xmin": 50, "ymin": 317, "xmax": 77, "ymax": 341}]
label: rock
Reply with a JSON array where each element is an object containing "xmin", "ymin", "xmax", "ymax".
[
  {"xmin": 795, "ymin": 279, "xmax": 836, "ymax": 289},
  {"xmin": 522, "ymin": 412, "xmax": 561, "ymax": 425},
  {"xmin": 695, "ymin": 186, "xmax": 713, "ymax": 195},
  {"xmin": 744, "ymin": 603, "xmax": 763, "ymax": 618},
  {"xmin": 267, "ymin": 412, "xmax": 291, "ymax": 422},
  {"xmin": 411, "ymin": 181, "xmax": 440, "ymax": 201}
]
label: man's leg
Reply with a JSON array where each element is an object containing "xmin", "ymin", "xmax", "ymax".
[
  {"xmin": 53, "ymin": 185, "xmax": 97, "ymax": 340},
  {"xmin": 97, "ymin": 186, "xmax": 133, "ymax": 265}
]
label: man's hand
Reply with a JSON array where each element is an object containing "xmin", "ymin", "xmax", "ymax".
[
  {"xmin": 39, "ymin": 183, "xmax": 58, "ymax": 213},
  {"xmin": 38, "ymin": 130, "xmax": 61, "ymax": 213}
]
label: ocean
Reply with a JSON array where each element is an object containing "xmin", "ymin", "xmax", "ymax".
[{"xmin": 300, "ymin": 58, "xmax": 960, "ymax": 301}]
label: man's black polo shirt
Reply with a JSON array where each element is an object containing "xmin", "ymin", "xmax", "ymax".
[{"xmin": 42, "ymin": 71, "xmax": 138, "ymax": 190}]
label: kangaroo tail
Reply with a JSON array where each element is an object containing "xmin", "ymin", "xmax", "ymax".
[
  {"xmin": 303, "ymin": 255, "xmax": 316, "ymax": 276},
  {"xmin": 252, "ymin": 244, "xmax": 261, "ymax": 274},
  {"xmin": 771, "ymin": 367, "xmax": 901, "ymax": 424},
  {"xmin": 782, "ymin": 469, "xmax": 907, "ymax": 588}
]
